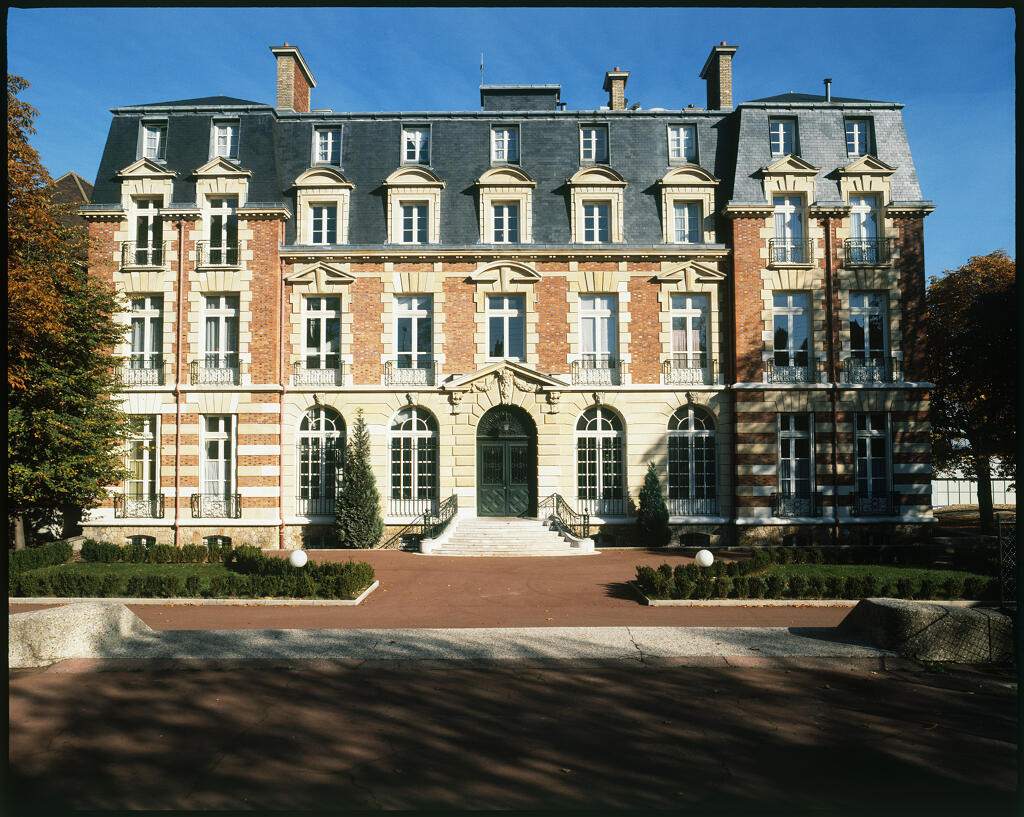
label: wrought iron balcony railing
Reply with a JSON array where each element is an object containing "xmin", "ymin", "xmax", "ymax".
[
  {"xmin": 768, "ymin": 238, "xmax": 814, "ymax": 266},
  {"xmin": 667, "ymin": 496, "xmax": 719, "ymax": 516},
  {"xmin": 663, "ymin": 356, "xmax": 716, "ymax": 385},
  {"xmin": 293, "ymin": 360, "xmax": 345, "ymax": 387},
  {"xmin": 190, "ymin": 357, "xmax": 240, "ymax": 385},
  {"xmin": 118, "ymin": 355, "xmax": 165, "ymax": 387},
  {"xmin": 389, "ymin": 496, "xmax": 439, "ymax": 517},
  {"xmin": 766, "ymin": 359, "xmax": 815, "ymax": 383},
  {"xmin": 296, "ymin": 495, "xmax": 337, "ymax": 517},
  {"xmin": 577, "ymin": 495, "xmax": 627, "ymax": 517},
  {"xmin": 384, "ymin": 359, "xmax": 435, "ymax": 386},
  {"xmin": 571, "ymin": 356, "xmax": 625, "ymax": 386},
  {"xmin": 120, "ymin": 241, "xmax": 168, "ymax": 268},
  {"xmin": 539, "ymin": 493, "xmax": 590, "ymax": 540},
  {"xmin": 190, "ymin": 493, "xmax": 241, "ymax": 519},
  {"xmin": 196, "ymin": 241, "xmax": 240, "ymax": 268},
  {"xmin": 114, "ymin": 494, "xmax": 166, "ymax": 519},
  {"xmin": 844, "ymin": 237, "xmax": 893, "ymax": 266},
  {"xmin": 849, "ymin": 491, "xmax": 900, "ymax": 517},
  {"xmin": 771, "ymin": 491, "xmax": 824, "ymax": 518},
  {"xmin": 841, "ymin": 354, "xmax": 902, "ymax": 384}
]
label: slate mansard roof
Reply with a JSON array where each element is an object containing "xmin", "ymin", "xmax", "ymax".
[{"xmin": 90, "ymin": 84, "xmax": 927, "ymax": 246}]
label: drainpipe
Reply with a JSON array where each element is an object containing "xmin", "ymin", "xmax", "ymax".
[
  {"xmin": 279, "ymin": 251, "xmax": 287, "ymax": 551},
  {"xmin": 823, "ymin": 216, "xmax": 840, "ymax": 546},
  {"xmin": 173, "ymin": 220, "xmax": 185, "ymax": 548},
  {"xmin": 725, "ymin": 270, "xmax": 739, "ymax": 548}
]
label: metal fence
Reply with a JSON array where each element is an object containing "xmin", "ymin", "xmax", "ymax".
[
  {"xmin": 930, "ymin": 478, "xmax": 1016, "ymax": 507},
  {"xmin": 997, "ymin": 514, "xmax": 1016, "ymax": 610}
]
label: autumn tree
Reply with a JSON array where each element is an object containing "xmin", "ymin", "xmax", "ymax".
[
  {"xmin": 926, "ymin": 250, "xmax": 1016, "ymax": 533},
  {"xmin": 8, "ymin": 74, "xmax": 128, "ymax": 547}
]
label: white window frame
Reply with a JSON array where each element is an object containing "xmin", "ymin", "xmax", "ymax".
[
  {"xmin": 395, "ymin": 295, "xmax": 433, "ymax": 371},
  {"xmin": 132, "ymin": 197, "xmax": 164, "ymax": 266},
  {"xmin": 126, "ymin": 415, "xmax": 159, "ymax": 500},
  {"xmin": 580, "ymin": 125, "xmax": 609, "ymax": 163},
  {"xmin": 845, "ymin": 118, "xmax": 870, "ymax": 156},
  {"xmin": 298, "ymin": 407, "xmax": 345, "ymax": 515},
  {"xmin": 672, "ymin": 201, "xmax": 702, "ymax": 243},
  {"xmin": 314, "ymin": 127, "xmax": 342, "ymax": 165},
  {"xmin": 402, "ymin": 126, "xmax": 430, "ymax": 165},
  {"xmin": 772, "ymin": 291, "xmax": 811, "ymax": 370},
  {"xmin": 141, "ymin": 122, "xmax": 166, "ymax": 161},
  {"xmin": 848, "ymin": 292, "xmax": 887, "ymax": 362},
  {"xmin": 303, "ymin": 296, "xmax": 342, "ymax": 371},
  {"xmin": 670, "ymin": 294, "xmax": 709, "ymax": 370},
  {"xmin": 582, "ymin": 202, "xmax": 611, "ymax": 243},
  {"xmin": 201, "ymin": 415, "xmax": 236, "ymax": 500},
  {"xmin": 778, "ymin": 413, "xmax": 814, "ymax": 499},
  {"xmin": 769, "ymin": 118, "xmax": 796, "ymax": 157},
  {"xmin": 772, "ymin": 194, "xmax": 807, "ymax": 264},
  {"xmin": 206, "ymin": 195, "xmax": 238, "ymax": 265},
  {"xmin": 855, "ymin": 413, "xmax": 891, "ymax": 499},
  {"xmin": 579, "ymin": 294, "xmax": 617, "ymax": 360},
  {"xmin": 486, "ymin": 295, "xmax": 526, "ymax": 361},
  {"xmin": 667, "ymin": 406, "xmax": 717, "ymax": 514},
  {"xmin": 389, "ymin": 407, "xmax": 439, "ymax": 517},
  {"xmin": 491, "ymin": 201, "xmax": 520, "ymax": 243},
  {"xmin": 212, "ymin": 121, "xmax": 239, "ymax": 159},
  {"xmin": 203, "ymin": 294, "xmax": 240, "ymax": 370},
  {"xmin": 129, "ymin": 295, "xmax": 164, "ymax": 371},
  {"xmin": 667, "ymin": 124, "xmax": 697, "ymax": 162},
  {"xmin": 575, "ymin": 406, "xmax": 625, "ymax": 517},
  {"xmin": 400, "ymin": 202, "xmax": 429, "ymax": 244},
  {"xmin": 491, "ymin": 126, "xmax": 519, "ymax": 163},
  {"xmin": 849, "ymin": 194, "xmax": 879, "ymax": 240},
  {"xmin": 310, "ymin": 203, "xmax": 338, "ymax": 245}
]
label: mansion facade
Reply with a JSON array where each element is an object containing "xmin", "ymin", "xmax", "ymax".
[{"xmin": 81, "ymin": 43, "xmax": 935, "ymax": 550}]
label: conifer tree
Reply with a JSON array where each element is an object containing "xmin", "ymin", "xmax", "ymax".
[
  {"xmin": 636, "ymin": 461, "xmax": 671, "ymax": 546},
  {"xmin": 335, "ymin": 409, "xmax": 383, "ymax": 548}
]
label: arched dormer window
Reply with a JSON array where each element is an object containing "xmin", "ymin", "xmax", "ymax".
[
  {"xmin": 292, "ymin": 168, "xmax": 354, "ymax": 246},
  {"xmin": 383, "ymin": 167, "xmax": 445, "ymax": 245},
  {"xmin": 567, "ymin": 166, "xmax": 627, "ymax": 243},
  {"xmin": 657, "ymin": 166, "xmax": 719, "ymax": 245},
  {"xmin": 475, "ymin": 166, "xmax": 536, "ymax": 244}
]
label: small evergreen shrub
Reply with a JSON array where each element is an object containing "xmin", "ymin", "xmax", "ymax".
[
  {"xmin": 335, "ymin": 409, "xmax": 384, "ymax": 549},
  {"xmin": 208, "ymin": 576, "xmax": 228, "ymax": 598},
  {"xmin": 77, "ymin": 574, "xmax": 102, "ymax": 597},
  {"xmin": 636, "ymin": 566, "xmax": 658, "ymax": 594},
  {"xmin": 673, "ymin": 564, "xmax": 689, "ymax": 587},
  {"xmin": 674, "ymin": 575, "xmax": 694, "ymax": 599},
  {"xmin": 844, "ymin": 576, "xmax": 865, "ymax": 599},
  {"xmin": 917, "ymin": 578, "xmax": 936, "ymax": 600},
  {"xmin": 726, "ymin": 561, "xmax": 740, "ymax": 578},
  {"xmin": 712, "ymin": 576, "xmax": 733, "ymax": 599},
  {"xmin": 808, "ymin": 548, "xmax": 825, "ymax": 564},
  {"xmin": 963, "ymin": 577, "xmax": 986, "ymax": 599},
  {"xmin": 124, "ymin": 542, "xmax": 148, "ymax": 563},
  {"xmin": 731, "ymin": 576, "xmax": 748, "ymax": 598},
  {"xmin": 765, "ymin": 574, "xmax": 786, "ymax": 598},
  {"xmin": 787, "ymin": 575, "xmax": 808, "ymax": 598},
  {"xmin": 752, "ymin": 549, "xmax": 771, "ymax": 570},
  {"xmin": 943, "ymin": 576, "xmax": 965, "ymax": 600},
  {"xmin": 862, "ymin": 574, "xmax": 882, "ymax": 598},
  {"xmin": 896, "ymin": 578, "xmax": 914, "ymax": 598},
  {"xmin": 148, "ymin": 544, "xmax": 180, "ymax": 564},
  {"xmin": 101, "ymin": 575, "xmax": 123, "ymax": 597},
  {"xmin": 125, "ymin": 576, "xmax": 146, "ymax": 597},
  {"xmin": 693, "ymin": 575, "xmax": 713, "ymax": 600},
  {"xmin": 685, "ymin": 563, "xmax": 700, "ymax": 580},
  {"xmin": 185, "ymin": 576, "xmax": 202, "ymax": 598},
  {"xmin": 20, "ymin": 573, "xmax": 52, "ymax": 597},
  {"xmin": 746, "ymin": 576, "xmax": 766, "ymax": 599},
  {"xmin": 226, "ymin": 573, "xmax": 251, "ymax": 597},
  {"xmin": 807, "ymin": 575, "xmax": 826, "ymax": 598},
  {"xmin": 636, "ymin": 462, "xmax": 672, "ymax": 547},
  {"xmin": 143, "ymin": 575, "xmax": 164, "ymax": 597},
  {"xmin": 9, "ymin": 540, "xmax": 74, "ymax": 573},
  {"xmin": 181, "ymin": 544, "xmax": 207, "ymax": 563},
  {"xmin": 657, "ymin": 563, "xmax": 673, "ymax": 581},
  {"xmin": 81, "ymin": 539, "xmax": 123, "ymax": 563},
  {"xmin": 825, "ymin": 576, "xmax": 844, "ymax": 598},
  {"xmin": 650, "ymin": 570, "xmax": 670, "ymax": 598}
]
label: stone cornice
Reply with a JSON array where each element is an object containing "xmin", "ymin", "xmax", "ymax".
[
  {"xmin": 277, "ymin": 246, "xmax": 731, "ymax": 263},
  {"xmin": 238, "ymin": 205, "xmax": 292, "ymax": 220},
  {"xmin": 722, "ymin": 204, "xmax": 773, "ymax": 219},
  {"xmin": 808, "ymin": 203, "xmax": 851, "ymax": 218},
  {"xmin": 78, "ymin": 207, "xmax": 126, "ymax": 222},
  {"xmin": 885, "ymin": 203, "xmax": 936, "ymax": 218}
]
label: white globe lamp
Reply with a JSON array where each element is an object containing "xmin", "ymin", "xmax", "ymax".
[
  {"xmin": 288, "ymin": 549, "xmax": 308, "ymax": 568},
  {"xmin": 695, "ymin": 549, "xmax": 714, "ymax": 568}
]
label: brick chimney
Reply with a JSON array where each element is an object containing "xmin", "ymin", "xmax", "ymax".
[
  {"xmin": 603, "ymin": 67, "xmax": 629, "ymax": 110},
  {"xmin": 270, "ymin": 43, "xmax": 316, "ymax": 113},
  {"xmin": 699, "ymin": 42, "xmax": 738, "ymax": 110}
]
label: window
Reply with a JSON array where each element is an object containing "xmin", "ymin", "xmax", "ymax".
[
  {"xmin": 203, "ymin": 295, "xmax": 239, "ymax": 377},
  {"xmin": 778, "ymin": 414, "xmax": 814, "ymax": 513},
  {"xmin": 848, "ymin": 292, "xmax": 888, "ymax": 381},
  {"xmin": 847, "ymin": 194, "xmax": 882, "ymax": 264},
  {"xmin": 315, "ymin": 127, "xmax": 341, "ymax": 164},
  {"xmin": 491, "ymin": 202, "xmax": 520, "ymax": 243},
  {"xmin": 213, "ymin": 121, "xmax": 239, "ymax": 159},
  {"xmin": 856, "ymin": 413, "xmax": 890, "ymax": 500},
  {"xmin": 310, "ymin": 204, "xmax": 338, "ymax": 244},
  {"xmin": 199, "ymin": 415, "xmax": 236, "ymax": 516},
  {"xmin": 580, "ymin": 294, "xmax": 617, "ymax": 361},
  {"xmin": 390, "ymin": 407, "xmax": 439, "ymax": 516},
  {"xmin": 142, "ymin": 123, "xmax": 166, "ymax": 161},
  {"xmin": 304, "ymin": 296, "xmax": 341, "ymax": 373},
  {"xmin": 772, "ymin": 195, "xmax": 806, "ymax": 263},
  {"xmin": 128, "ymin": 535, "xmax": 156, "ymax": 548},
  {"xmin": 126, "ymin": 415, "xmax": 158, "ymax": 504},
  {"xmin": 769, "ymin": 118, "xmax": 796, "ymax": 156},
  {"xmin": 395, "ymin": 295, "xmax": 433, "ymax": 374},
  {"xmin": 402, "ymin": 127, "xmax": 430, "ymax": 164},
  {"xmin": 401, "ymin": 203, "xmax": 428, "ymax": 244},
  {"xmin": 491, "ymin": 126, "xmax": 519, "ymax": 163},
  {"xmin": 298, "ymin": 407, "xmax": 345, "ymax": 517},
  {"xmin": 133, "ymin": 198, "xmax": 163, "ymax": 265},
  {"xmin": 845, "ymin": 119, "xmax": 870, "ymax": 156},
  {"xmin": 668, "ymin": 125, "xmax": 697, "ymax": 162},
  {"xmin": 668, "ymin": 294, "xmax": 709, "ymax": 382},
  {"xmin": 487, "ymin": 295, "xmax": 525, "ymax": 360},
  {"xmin": 580, "ymin": 125, "xmax": 608, "ymax": 163},
  {"xmin": 203, "ymin": 535, "xmax": 231, "ymax": 549},
  {"xmin": 129, "ymin": 295, "xmax": 163, "ymax": 381},
  {"xmin": 667, "ymin": 406, "xmax": 717, "ymax": 515},
  {"xmin": 772, "ymin": 292, "xmax": 810, "ymax": 381},
  {"xmin": 582, "ymin": 203, "xmax": 610, "ymax": 242},
  {"xmin": 672, "ymin": 202, "xmax": 702, "ymax": 243},
  {"xmin": 208, "ymin": 196, "xmax": 238, "ymax": 265},
  {"xmin": 576, "ymin": 407, "xmax": 625, "ymax": 516}
]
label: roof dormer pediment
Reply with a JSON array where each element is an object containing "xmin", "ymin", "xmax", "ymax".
[
  {"xmin": 284, "ymin": 261, "xmax": 356, "ymax": 288},
  {"xmin": 384, "ymin": 167, "xmax": 445, "ymax": 187},
  {"xmin": 116, "ymin": 158, "xmax": 178, "ymax": 179},
  {"xmin": 837, "ymin": 155, "xmax": 897, "ymax": 176},
  {"xmin": 293, "ymin": 167, "xmax": 354, "ymax": 188},
  {"xmin": 759, "ymin": 155, "xmax": 820, "ymax": 176},
  {"xmin": 568, "ymin": 166, "xmax": 627, "ymax": 186},
  {"xmin": 658, "ymin": 165, "xmax": 719, "ymax": 186},
  {"xmin": 193, "ymin": 157, "xmax": 252, "ymax": 178},
  {"xmin": 476, "ymin": 166, "xmax": 536, "ymax": 187},
  {"xmin": 470, "ymin": 260, "xmax": 542, "ymax": 288},
  {"xmin": 655, "ymin": 260, "xmax": 728, "ymax": 284}
]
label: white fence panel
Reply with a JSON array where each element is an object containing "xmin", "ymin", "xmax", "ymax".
[{"xmin": 931, "ymin": 479, "xmax": 1017, "ymax": 508}]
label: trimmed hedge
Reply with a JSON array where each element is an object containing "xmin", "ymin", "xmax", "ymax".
[
  {"xmin": 9, "ymin": 540, "xmax": 73, "ymax": 574},
  {"xmin": 81, "ymin": 539, "xmax": 224, "ymax": 565}
]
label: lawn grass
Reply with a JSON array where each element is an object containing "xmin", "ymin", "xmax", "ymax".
[{"xmin": 758, "ymin": 563, "xmax": 992, "ymax": 585}]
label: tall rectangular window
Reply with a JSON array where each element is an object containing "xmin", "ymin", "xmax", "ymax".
[
  {"xmin": 304, "ymin": 296, "xmax": 341, "ymax": 371},
  {"xmin": 670, "ymin": 294, "xmax": 709, "ymax": 369},
  {"xmin": 402, "ymin": 127, "xmax": 430, "ymax": 164},
  {"xmin": 395, "ymin": 294, "xmax": 433, "ymax": 373},
  {"xmin": 201, "ymin": 415, "xmax": 234, "ymax": 500},
  {"xmin": 773, "ymin": 195, "xmax": 805, "ymax": 263},
  {"xmin": 491, "ymin": 126, "xmax": 519, "ymax": 163},
  {"xmin": 846, "ymin": 119, "xmax": 870, "ymax": 156},
  {"xmin": 401, "ymin": 203, "xmax": 428, "ymax": 243},
  {"xmin": 492, "ymin": 202, "xmax": 520, "ymax": 243},
  {"xmin": 673, "ymin": 202, "xmax": 702, "ymax": 243},
  {"xmin": 204, "ymin": 295, "xmax": 239, "ymax": 371},
  {"xmin": 487, "ymin": 295, "xmax": 525, "ymax": 360},
  {"xmin": 213, "ymin": 121, "xmax": 239, "ymax": 159},
  {"xmin": 208, "ymin": 196, "xmax": 238, "ymax": 265},
  {"xmin": 582, "ymin": 203, "xmax": 610, "ymax": 242},
  {"xmin": 126, "ymin": 416, "xmax": 158, "ymax": 500},
  {"xmin": 856, "ymin": 413, "xmax": 890, "ymax": 499},
  {"xmin": 769, "ymin": 118, "xmax": 795, "ymax": 156},
  {"xmin": 668, "ymin": 125, "xmax": 697, "ymax": 161},
  {"xmin": 133, "ymin": 198, "xmax": 163, "ymax": 265},
  {"xmin": 778, "ymin": 413, "xmax": 814, "ymax": 503},
  {"xmin": 315, "ymin": 127, "xmax": 341, "ymax": 164},
  {"xmin": 580, "ymin": 295, "xmax": 617, "ymax": 361},
  {"xmin": 142, "ymin": 123, "xmax": 166, "ymax": 160},
  {"xmin": 310, "ymin": 205, "xmax": 338, "ymax": 244},
  {"xmin": 848, "ymin": 292, "xmax": 888, "ymax": 384},
  {"xmin": 129, "ymin": 295, "xmax": 163, "ymax": 373},
  {"xmin": 773, "ymin": 292, "xmax": 810, "ymax": 379},
  {"xmin": 580, "ymin": 125, "xmax": 608, "ymax": 162}
]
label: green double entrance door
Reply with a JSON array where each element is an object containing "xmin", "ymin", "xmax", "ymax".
[{"xmin": 478, "ymin": 439, "xmax": 531, "ymax": 517}]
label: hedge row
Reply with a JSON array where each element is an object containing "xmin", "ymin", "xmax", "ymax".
[
  {"xmin": 9, "ymin": 540, "xmax": 74, "ymax": 574},
  {"xmin": 636, "ymin": 563, "xmax": 998, "ymax": 601},
  {"xmin": 81, "ymin": 539, "xmax": 232, "ymax": 564},
  {"xmin": 737, "ymin": 545, "xmax": 997, "ymax": 575}
]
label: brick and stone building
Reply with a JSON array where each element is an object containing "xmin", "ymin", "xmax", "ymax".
[{"xmin": 80, "ymin": 42, "xmax": 934, "ymax": 551}]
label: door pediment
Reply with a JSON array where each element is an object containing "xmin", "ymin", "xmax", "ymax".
[{"xmin": 443, "ymin": 361, "xmax": 568, "ymax": 396}]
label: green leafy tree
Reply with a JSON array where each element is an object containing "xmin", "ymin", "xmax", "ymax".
[
  {"xmin": 926, "ymin": 250, "xmax": 1016, "ymax": 532},
  {"xmin": 8, "ymin": 75, "xmax": 128, "ymax": 548},
  {"xmin": 636, "ymin": 461, "xmax": 671, "ymax": 546},
  {"xmin": 335, "ymin": 409, "xmax": 383, "ymax": 548}
]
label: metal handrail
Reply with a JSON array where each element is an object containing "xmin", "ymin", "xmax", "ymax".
[
  {"xmin": 120, "ymin": 241, "xmax": 169, "ymax": 268},
  {"xmin": 766, "ymin": 359, "xmax": 815, "ymax": 383},
  {"xmin": 293, "ymin": 360, "xmax": 345, "ymax": 386},
  {"xmin": 538, "ymin": 493, "xmax": 590, "ymax": 540},
  {"xmin": 117, "ymin": 356, "xmax": 166, "ymax": 387},
  {"xmin": 384, "ymin": 359, "xmax": 436, "ymax": 386},
  {"xmin": 196, "ymin": 240, "xmax": 240, "ymax": 267},
  {"xmin": 662, "ymin": 356, "xmax": 716, "ymax": 385},
  {"xmin": 840, "ymin": 354, "xmax": 901, "ymax": 384},
  {"xmin": 379, "ymin": 493, "xmax": 457, "ymax": 550},
  {"xmin": 768, "ymin": 238, "xmax": 814, "ymax": 266},
  {"xmin": 843, "ymin": 237, "xmax": 893, "ymax": 266},
  {"xmin": 849, "ymin": 491, "xmax": 900, "ymax": 516},
  {"xmin": 114, "ymin": 494, "xmax": 166, "ymax": 519},
  {"xmin": 666, "ymin": 497, "xmax": 718, "ymax": 516},
  {"xmin": 771, "ymin": 491, "xmax": 823, "ymax": 518},
  {"xmin": 190, "ymin": 493, "xmax": 242, "ymax": 519},
  {"xmin": 571, "ymin": 356, "xmax": 625, "ymax": 386},
  {"xmin": 296, "ymin": 495, "xmax": 337, "ymax": 517},
  {"xmin": 190, "ymin": 358, "xmax": 241, "ymax": 385}
]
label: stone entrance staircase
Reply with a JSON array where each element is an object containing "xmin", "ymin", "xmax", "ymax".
[{"xmin": 421, "ymin": 516, "xmax": 596, "ymax": 557}]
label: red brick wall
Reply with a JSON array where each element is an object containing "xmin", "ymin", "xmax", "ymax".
[
  {"xmin": 895, "ymin": 217, "xmax": 927, "ymax": 382},
  {"xmin": 442, "ymin": 277, "xmax": 476, "ymax": 375},
  {"xmin": 626, "ymin": 276, "xmax": 661, "ymax": 383},
  {"xmin": 292, "ymin": 64, "xmax": 310, "ymax": 113},
  {"xmin": 245, "ymin": 218, "xmax": 282, "ymax": 384},
  {"xmin": 350, "ymin": 277, "xmax": 383, "ymax": 384},
  {"xmin": 535, "ymin": 277, "xmax": 569, "ymax": 373},
  {"xmin": 731, "ymin": 217, "xmax": 766, "ymax": 382}
]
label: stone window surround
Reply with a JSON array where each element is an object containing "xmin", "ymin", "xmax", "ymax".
[
  {"xmin": 567, "ymin": 166, "xmax": 627, "ymax": 244},
  {"xmin": 384, "ymin": 167, "xmax": 445, "ymax": 245},
  {"xmin": 565, "ymin": 263, "xmax": 632, "ymax": 375},
  {"xmin": 293, "ymin": 168, "xmax": 354, "ymax": 246},
  {"xmin": 476, "ymin": 166, "xmax": 536, "ymax": 244},
  {"xmin": 655, "ymin": 263, "xmax": 723, "ymax": 386},
  {"xmin": 657, "ymin": 165, "xmax": 719, "ymax": 244},
  {"xmin": 285, "ymin": 263, "xmax": 355, "ymax": 384}
]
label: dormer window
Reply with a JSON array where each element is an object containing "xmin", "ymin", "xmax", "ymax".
[
  {"xmin": 769, "ymin": 118, "xmax": 796, "ymax": 157},
  {"xmin": 315, "ymin": 127, "xmax": 341, "ymax": 164},
  {"xmin": 580, "ymin": 125, "xmax": 609, "ymax": 163},
  {"xmin": 668, "ymin": 125, "xmax": 697, "ymax": 162},
  {"xmin": 141, "ymin": 122, "xmax": 166, "ymax": 161},
  {"xmin": 845, "ymin": 118, "xmax": 871, "ymax": 156},
  {"xmin": 213, "ymin": 121, "xmax": 239, "ymax": 159},
  {"xmin": 402, "ymin": 127, "xmax": 430, "ymax": 164},
  {"xmin": 491, "ymin": 126, "xmax": 519, "ymax": 163}
]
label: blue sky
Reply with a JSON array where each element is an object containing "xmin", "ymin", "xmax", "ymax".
[{"xmin": 7, "ymin": 6, "xmax": 1014, "ymax": 278}]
